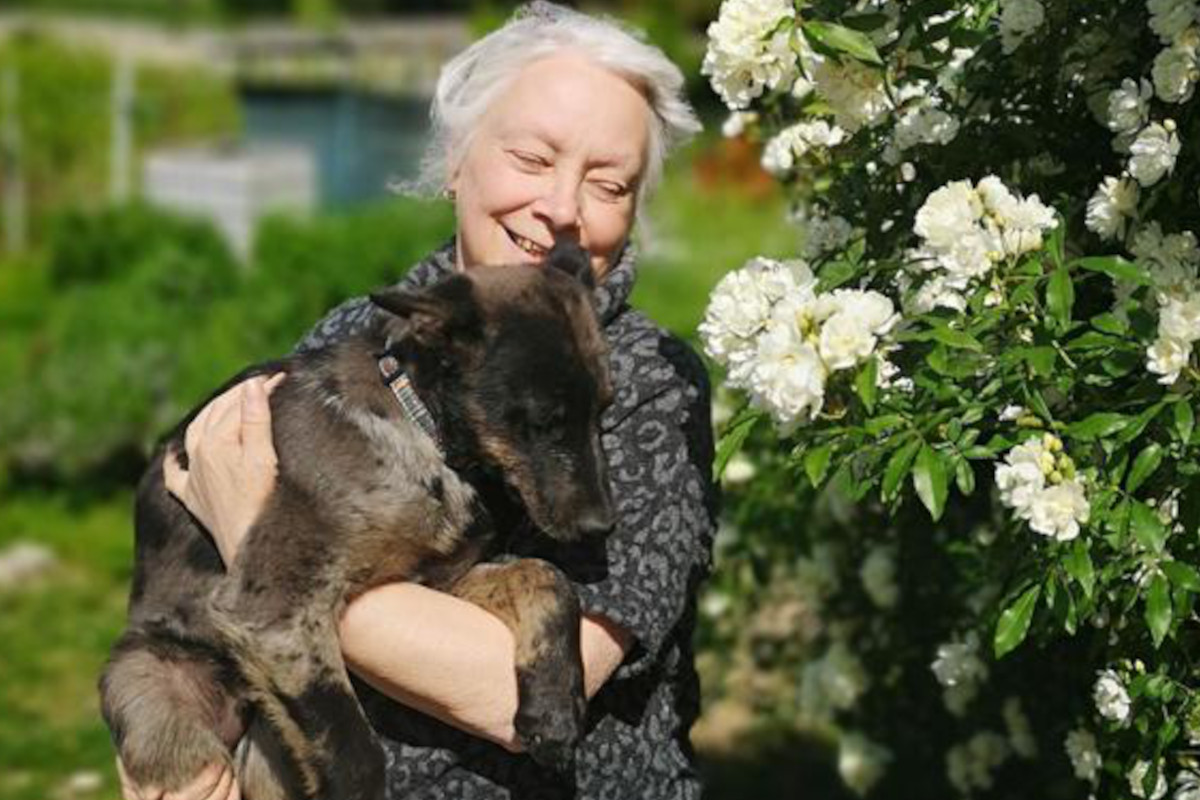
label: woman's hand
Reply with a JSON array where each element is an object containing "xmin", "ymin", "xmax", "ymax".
[
  {"xmin": 163, "ymin": 373, "xmax": 285, "ymax": 566},
  {"xmin": 116, "ymin": 758, "xmax": 239, "ymax": 800}
]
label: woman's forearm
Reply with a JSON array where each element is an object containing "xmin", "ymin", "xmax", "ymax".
[{"xmin": 337, "ymin": 582, "xmax": 630, "ymax": 752}]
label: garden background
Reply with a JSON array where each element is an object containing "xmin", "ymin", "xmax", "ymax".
[{"xmin": 0, "ymin": 2, "xmax": 840, "ymax": 798}]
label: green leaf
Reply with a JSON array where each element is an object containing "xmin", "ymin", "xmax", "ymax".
[
  {"xmin": 1073, "ymin": 255, "xmax": 1152, "ymax": 285},
  {"xmin": 801, "ymin": 20, "xmax": 884, "ymax": 64},
  {"xmin": 714, "ymin": 409, "xmax": 760, "ymax": 480},
  {"xmin": 995, "ymin": 584, "xmax": 1041, "ymax": 658},
  {"xmin": 1047, "ymin": 266, "xmax": 1075, "ymax": 331},
  {"xmin": 1066, "ymin": 412, "xmax": 1129, "ymax": 441},
  {"xmin": 817, "ymin": 259, "xmax": 858, "ymax": 292},
  {"xmin": 1131, "ymin": 501, "xmax": 1169, "ymax": 554},
  {"xmin": 1091, "ymin": 312, "xmax": 1129, "ymax": 335},
  {"xmin": 1162, "ymin": 561, "xmax": 1200, "ymax": 592},
  {"xmin": 1019, "ymin": 346, "xmax": 1057, "ymax": 377},
  {"xmin": 1064, "ymin": 539, "xmax": 1095, "ymax": 599},
  {"xmin": 882, "ymin": 438, "xmax": 921, "ymax": 502},
  {"xmin": 1175, "ymin": 401, "xmax": 1195, "ymax": 445},
  {"xmin": 912, "ymin": 444, "xmax": 949, "ymax": 521},
  {"xmin": 1126, "ymin": 443, "xmax": 1165, "ymax": 494},
  {"xmin": 929, "ymin": 326, "xmax": 984, "ymax": 351},
  {"xmin": 855, "ymin": 358, "xmax": 878, "ymax": 414},
  {"xmin": 1114, "ymin": 402, "xmax": 1166, "ymax": 447},
  {"xmin": 1026, "ymin": 388, "xmax": 1053, "ymax": 422},
  {"xmin": 1146, "ymin": 574, "xmax": 1172, "ymax": 648},
  {"xmin": 955, "ymin": 457, "xmax": 976, "ymax": 495},
  {"xmin": 804, "ymin": 443, "xmax": 834, "ymax": 488},
  {"xmin": 865, "ymin": 414, "xmax": 904, "ymax": 435}
]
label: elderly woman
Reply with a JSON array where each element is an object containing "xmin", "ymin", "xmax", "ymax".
[{"xmin": 116, "ymin": 3, "xmax": 716, "ymax": 799}]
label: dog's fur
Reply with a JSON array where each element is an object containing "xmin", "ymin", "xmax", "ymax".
[{"xmin": 99, "ymin": 244, "xmax": 615, "ymax": 800}]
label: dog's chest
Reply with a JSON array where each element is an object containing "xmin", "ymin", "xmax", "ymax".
[{"xmin": 275, "ymin": 385, "xmax": 484, "ymax": 585}]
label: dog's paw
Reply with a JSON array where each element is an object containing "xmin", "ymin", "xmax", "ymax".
[{"xmin": 513, "ymin": 664, "xmax": 586, "ymax": 773}]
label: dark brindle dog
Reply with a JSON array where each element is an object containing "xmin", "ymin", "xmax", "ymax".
[{"xmin": 99, "ymin": 243, "xmax": 615, "ymax": 800}]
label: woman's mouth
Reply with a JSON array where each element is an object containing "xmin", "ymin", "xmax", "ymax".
[{"xmin": 504, "ymin": 226, "xmax": 549, "ymax": 258}]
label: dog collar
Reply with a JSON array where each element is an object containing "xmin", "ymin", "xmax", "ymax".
[{"xmin": 377, "ymin": 355, "xmax": 440, "ymax": 447}]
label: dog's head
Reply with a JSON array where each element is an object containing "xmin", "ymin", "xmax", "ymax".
[{"xmin": 371, "ymin": 242, "xmax": 615, "ymax": 541}]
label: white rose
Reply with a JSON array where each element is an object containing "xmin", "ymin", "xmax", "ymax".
[
  {"xmin": 1129, "ymin": 122, "xmax": 1182, "ymax": 187},
  {"xmin": 1152, "ymin": 42, "xmax": 1199, "ymax": 103},
  {"xmin": 931, "ymin": 637, "xmax": 988, "ymax": 690},
  {"xmin": 1003, "ymin": 697, "xmax": 1038, "ymax": 759},
  {"xmin": 860, "ymin": 546, "xmax": 900, "ymax": 609},
  {"xmin": 892, "ymin": 104, "xmax": 961, "ymax": 154},
  {"xmin": 1177, "ymin": 770, "xmax": 1200, "ymax": 800},
  {"xmin": 1085, "ymin": 176, "xmax": 1140, "ymax": 240},
  {"xmin": 721, "ymin": 110, "xmax": 757, "ymax": 138},
  {"xmin": 1094, "ymin": 669, "xmax": 1132, "ymax": 725},
  {"xmin": 977, "ymin": 175, "xmax": 1020, "ymax": 220},
  {"xmin": 1027, "ymin": 481, "xmax": 1090, "ymax": 541},
  {"xmin": 702, "ymin": 0, "xmax": 799, "ymax": 110},
  {"xmin": 819, "ymin": 313, "xmax": 878, "ymax": 370},
  {"xmin": 1128, "ymin": 759, "xmax": 1168, "ymax": 800},
  {"xmin": 1147, "ymin": 335, "xmax": 1192, "ymax": 383},
  {"xmin": 1148, "ymin": 0, "xmax": 1199, "ymax": 44},
  {"xmin": 1064, "ymin": 729, "xmax": 1102, "ymax": 783},
  {"xmin": 748, "ymin": 322, "xmax": 827, "ymax": 427},
  {"xmin": 995, "ymin": 442, "xmax": 1049, "ymax": 514},
  {"xmin": 1133, "ymin": 222, "xmax": 1200, "ymax": 287},
  {"xmin": 838, "ymin": 733, "xmax": 892, "ymax": 796},
  {"xmin": 947, "ymin": 732, "xmax": 1011, "ymax": 794},
  {"xmin": 813, "ymin": 58, "xmax": 890, "ymax": 132},
  {"xmin": 1108, "ymin": 77, "xmax": 1154, "ymax": 133},
  {"xmin": 796, "ymin": 207, "xmax": 855, "ymax": 258},
  {"xmin": 825, "ymin": 289, "xmax": 900, "ymax": 334},
  {"xmin": 1000, "ymin": 195, "xmax": 1059, "ymax": 256},
  {"xmin": 915, "ymin": 181, "xmax": 985, "ymax": 251},
  {"xmin": 999, "ymin": 0, "xmax": 1045, "ymax": 53},
  {"xmin": 1159, "ymin": 293, "xmax": 1200, "ymax": 341}
]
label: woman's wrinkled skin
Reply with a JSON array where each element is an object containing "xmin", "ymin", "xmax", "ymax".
[{"xmin": 122, "ymin": 51, "xmax": 653, "ymax": 800}]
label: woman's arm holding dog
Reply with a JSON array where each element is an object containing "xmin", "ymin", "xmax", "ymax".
[
  {"xmin": 163, "ymin": 377, "xmax": 631, "ymax": 751},
  {"xmin": 338, "ymin": 584, "xmax": 630, "ymax": 751}
]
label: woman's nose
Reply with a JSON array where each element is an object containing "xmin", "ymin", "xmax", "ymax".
[{"xmin": 533, "ymin": 178, "xmax": 582, "ymax": 235}]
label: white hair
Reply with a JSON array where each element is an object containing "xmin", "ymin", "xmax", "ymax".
[{"xmin": 403, "ymin": 1, "xmax": 701, "ymax": 214}]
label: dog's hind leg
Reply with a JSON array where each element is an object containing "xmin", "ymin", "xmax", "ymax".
[
  {"xmin": 99, "ymin": 629, "xmax": 246, "ymax": 791},
  {"xmin": 450, "ymin": 559, "xmax": 586, "ymax": 772},
  {"xmin": 210, "ymin": 597, "xmax": 386, "ymax": 800}
]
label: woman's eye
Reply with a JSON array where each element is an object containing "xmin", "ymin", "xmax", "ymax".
[
  {"xmin": 591, "ymin": 180, "xmax": 629, "ymax": 200},
  {"xmin": 511, "ymin": 150, "xmax": 549, "ymax": 169}
]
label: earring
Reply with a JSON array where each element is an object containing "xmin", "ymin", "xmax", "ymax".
[{"xmin": 443, "ymin": 188, "xmax": 457, "ymax": 201}]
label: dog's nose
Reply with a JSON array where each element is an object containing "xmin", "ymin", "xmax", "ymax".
[{"xmin": 576, "ymin": 509, "xmax": 615, "ymax": 538}]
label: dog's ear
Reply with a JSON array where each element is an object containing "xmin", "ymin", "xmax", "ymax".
[
  {"xmin": 545, "ymin": 240, "xmax": 595, "ymax": 290},
  {"xmin": 370, "ymin": 275, "xmax": 480, "ymax": 346}
]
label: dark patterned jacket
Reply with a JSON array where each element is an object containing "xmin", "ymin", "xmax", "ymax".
[{"xmin": 295, "ymin": 239, "xmax": 718, "ymax": 799}]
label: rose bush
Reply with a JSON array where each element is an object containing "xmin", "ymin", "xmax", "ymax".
[{"xmin": 699, "ymin": 0, "xmax": 1200, "ymax": 796}]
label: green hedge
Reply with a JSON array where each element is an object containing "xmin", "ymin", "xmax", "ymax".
[{"xmin": 0, "ymin": 198, "xmax": 454, "ymax": 490}]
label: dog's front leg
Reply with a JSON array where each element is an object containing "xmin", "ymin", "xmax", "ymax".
[{"xmin": 450, "ymin": 559, "xmax": 586, "ymax": 773}]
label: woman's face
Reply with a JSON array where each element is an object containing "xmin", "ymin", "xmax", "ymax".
[{"xmin": 448, "ymin": 52, "xmax": 651, "ymax": 280}]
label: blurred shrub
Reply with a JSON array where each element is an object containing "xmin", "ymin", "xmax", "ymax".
[
  {"xmin": 0, "ymin": 31, "xmax": 238, "ymax": 247},
  {"xmin": 0, "ymin": 197, "xmax": 453, "ymax": 491},
  {"xmin": 47, "ymin": 202, "xmax": 237, "ymax": 289}
]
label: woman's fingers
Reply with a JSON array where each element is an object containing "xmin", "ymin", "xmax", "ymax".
[
  {"xmin": 203, "ymin": 383, "xmax": 248, "ymax": 447},
  {"xmin": 116, "ymin": 757, "xmax": 161, "ymax": 800},
  {"xmin": 161, "ymin": 761, "xmax": 229, "ymax": 800}
]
